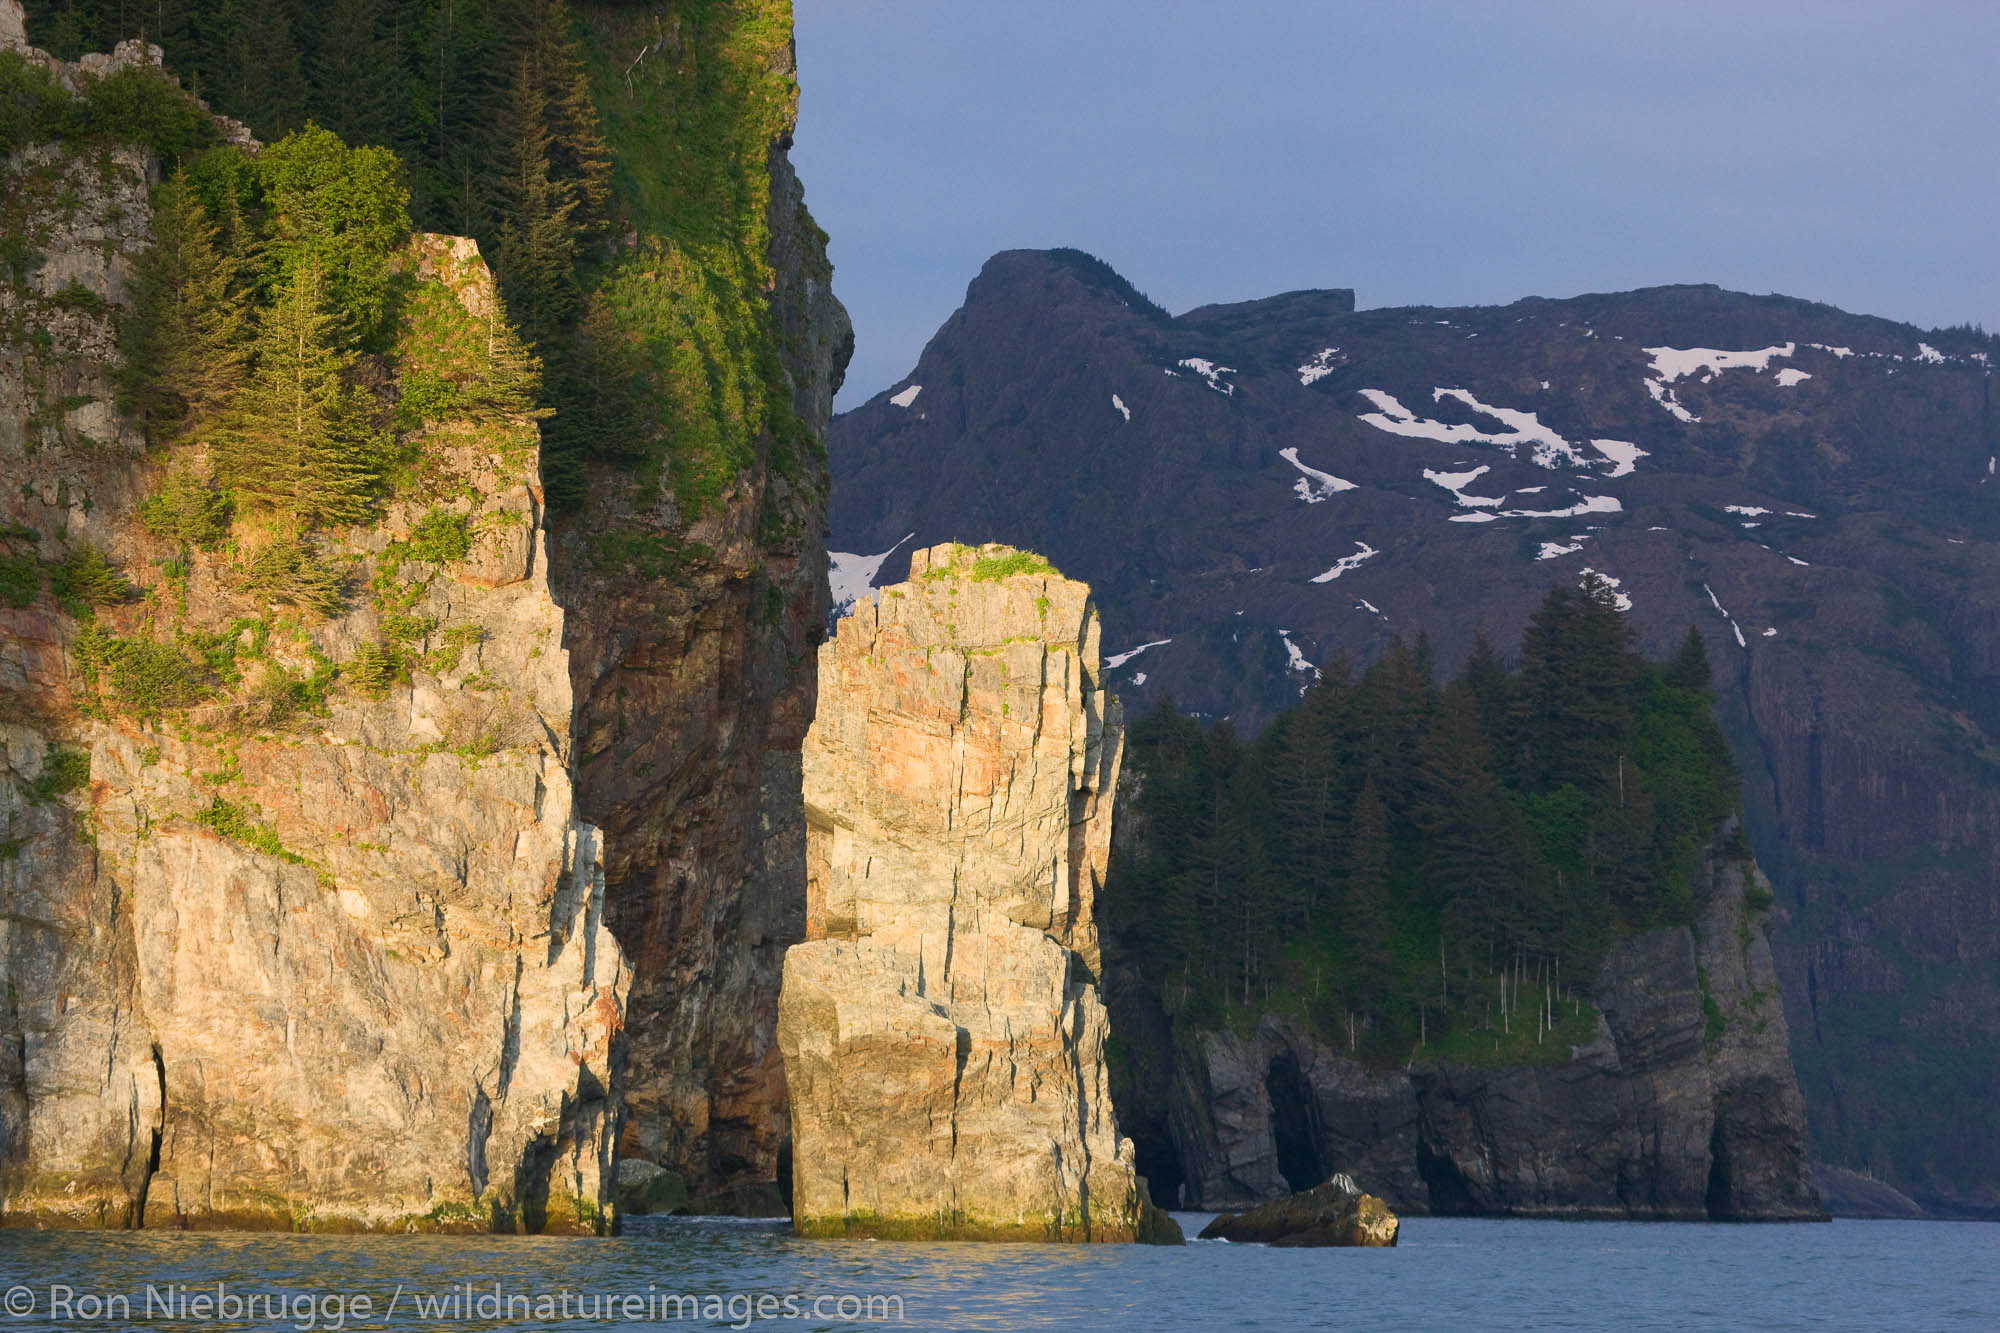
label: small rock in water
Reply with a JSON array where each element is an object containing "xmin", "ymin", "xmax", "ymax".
[{"xmin": 1197, "ymin": 1173, "xmax": 1399, "ymax": 1247}]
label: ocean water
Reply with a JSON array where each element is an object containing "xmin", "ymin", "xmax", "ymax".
[{"xmin": 0, "ymin": 1214, "xmax": 1992, "ymax": 1331}]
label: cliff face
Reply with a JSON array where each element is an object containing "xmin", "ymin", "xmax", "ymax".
[
  {"xmin": 0, "ymin": 22, "xmax": 621, "ymax": 1230},
  {"xmin": 1145, "ymin": 822, "xmax": 1823, "ymax": 1220},
  {"xmin": 552, "ymin": 4, "xmax": 851, "ymax": 1213},
  {"xmin": 0, "ymin": 0, "xmax": 849, "ymax": 1230},
  {"xmin": 829, "ymin": 248, "xmax": 2000, "ymax": 1212},
  {"xmin": 778, "ymin": 544, "xmax": 1145, "ymax": 1240}
]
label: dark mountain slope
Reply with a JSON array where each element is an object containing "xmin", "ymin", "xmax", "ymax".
[{"xmin": 828, "ymin": 249, "xmax": 2000, "ymax": 1215}]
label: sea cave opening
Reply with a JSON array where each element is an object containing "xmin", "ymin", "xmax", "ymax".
[{"xmin": 1264, "ymin": 1052, "xmax": 1326, "ymax": 1194}]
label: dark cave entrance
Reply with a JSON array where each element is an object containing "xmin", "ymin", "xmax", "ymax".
[
  {"xmin": 1133, "ymin": 1138, "xmax": 1185, "ymax": 1209},
  {"xmin": 1417, "ymin": 1136, "xmax": 1479, "ymax": 1215},
  {"xmin": 1705, "ymin": 1118, "xmax": 1733, "ymax": 1220},
  {"xmin": 1265, "ymin": 1053, "xmax": 1325, "ymax": 1193}
]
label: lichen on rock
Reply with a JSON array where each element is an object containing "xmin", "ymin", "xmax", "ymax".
[{"xmin": 779, "ymin": 543, "xmax": 1166, "ymax": 1242}]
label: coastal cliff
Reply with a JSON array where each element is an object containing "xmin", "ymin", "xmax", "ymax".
[
  {"xmin": 778, "ymin": 544, "xmax": 1158, "ymax": 1241},
  {"xmin": 0, "ymin": 0, "xmax": 848, "ymax": 1229},
  {"xmin": 1129, "ymin": 820, "xmax": 1825, "ymax": 1220},
  {"xmin": 0, "ymin": 21, "xmax": 620, "ymax": 1228},
  {"xmin": 553, "ymin": 2, "xmax": 852, "ymax": 1213}
]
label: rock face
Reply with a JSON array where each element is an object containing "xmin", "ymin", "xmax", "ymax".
[
  {"xmin": 778, "ymin": 543, "xmax": 1149, "ymax": 1240},
  {"xmin": 1197, "ymin": 1173, "xmax": 1398, "ymax": 1247},
  {"xmin": 548, "ymin": 4, "xmax": 851, "ymax": 1213},
  {"xmin": 1148, "ymin": 823, "xmax": 1824, "ymax": 1221},
  {"xmin": 828, "ymin": 247, "xmax": 2000, "ymax": 1213},
  {"xmin": 0, "ymin": 1, "xmax": 850, "ymax": 1228},
  {"xmin": 0, "ymin": 34, "xmax": 623, "ymax": 1229}
]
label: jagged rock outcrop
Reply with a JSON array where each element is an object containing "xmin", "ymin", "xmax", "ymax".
[
  {"xmin": 1152, "ymin": 821, "xmax": 1824, "ymax": 1220},
  {"xmin": 1197, "ymin": 1173, "xmax": 1399, "ymax": 1247},
  {"xmin": 778, "ymin": 543, "xmax": 1156, "ymax": 1241},
  {"xmin": 0, "ymin": 18, "xmax": 622, "ymax": 1229}
]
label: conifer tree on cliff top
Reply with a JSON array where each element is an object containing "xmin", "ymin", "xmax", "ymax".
[
  {"xmin": 118, "ymin": 169, "xmax": 250, "ymax": 441},
  {"xmin": 220, "ymin": 258, "xmax": 387, "ymax": 526}
]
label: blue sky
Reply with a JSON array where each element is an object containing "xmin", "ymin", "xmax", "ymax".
[{"xmin": 791, "ymin": 1, "xmax": 2000, "ymax": 410}]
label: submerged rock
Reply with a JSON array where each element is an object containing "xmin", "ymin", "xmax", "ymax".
[
  {"xmin": 779, "ymin": 543, "xmax": 1170, "ymax": 1242},
  {"xmin": 1198, "ymin": 1174, "xmax": 1399, "ymax": 1247}
]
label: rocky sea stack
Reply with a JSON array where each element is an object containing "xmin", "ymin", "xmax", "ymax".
[{"xmin": 779, "ymin": 543, "xmax": 1175, "ymax": 1243}]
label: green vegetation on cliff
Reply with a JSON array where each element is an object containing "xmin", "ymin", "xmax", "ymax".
[
  {"xmin": 28, "ymin": 0, "xmax": 813, "ymax": 521},
  {"xmin": 1105, "ymin": 577, "xmax": 1740, "ymax": 1065}
]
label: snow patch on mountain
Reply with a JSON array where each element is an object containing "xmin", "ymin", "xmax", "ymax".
[
  {"xmin": 1280, "ymin": 447, "xmax": 1357, "ymax": 503},
  {"xmin": 1425, "ymin": 467, "xmax": 1506, "ymax": 508},
  {"xmin": 1775, "ymin": 368, "xmax": 1812, "ymax": 387},
  {"xmin": 828, "ymin": 533, "xmax": 915, "ymax": 620},
  {"xmin": 1358, "ymin": 388, "xmax": 1587, "ymax": 468},
  {"xmin": 1647, "ymin": 343, "xmax": 1797, "ymax": 382},
  {"xmin": 1279, "ymin": 630, "xmax": 1321, "ymax": 683},
  {"xmin": 1703, "ymin": 582, "xmax": 1749, "ymax": 648},
  {"xmin": 1112, "ymin": 393, "xmax": 1130, "ymax": 421},
  {"xmin": 889, "ymin": 384, "xmax": 922, "ymax": 408},
  {"xmin": 1645, "ymin": 377, "xmax": 1699, "ymax": 423},
  {"xmin": 1423, "ymin": 465, "xmax": 1503, "ymax": 508},
  {"xmin": 1309, "ymin": 542, "xmax": 1379, "ymax": 583},
  {"xmin": 1538, "ymin": 540, "xmax": 1585, "ymax": 560},
  {"xmin": 1591, "ymin": 439, "xmax": 1647, "ymax": 477},
  {"xmin": 1105, "ymin": 638, "xmax": 1172, "ymax": 669},
  {"xmin": 1580, "ymin": 568, "xmax": 1633, "ymax": 611},
  {"xmin": 1449, "ymin": 494, "xmax": 1623, "ymax": 523},
  {"xmin": 1179, "ymin": 358, "xmax": 1237, "ymax": 395},
  {"xmin": 1297, "ymin": 348, "xmax": 1341, "ymax": 386}
]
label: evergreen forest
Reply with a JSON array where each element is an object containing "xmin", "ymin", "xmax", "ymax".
[
  {"xmin": 1103, "ymin": 577, "xmax": 1746, "ymax": 1067},
  {"xmin": 17, "ymin": 0, "xmax": 813, "ymax": 512}
]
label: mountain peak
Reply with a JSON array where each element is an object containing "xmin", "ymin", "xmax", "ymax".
[{"xmin": 967, "ymin": 247, "xmax": 1173, "ymax": 323}]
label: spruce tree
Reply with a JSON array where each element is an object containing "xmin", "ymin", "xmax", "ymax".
[
  {"xmin": 305, "ymin": 0, "xmax": 405, "ymax": 152},
  {"xmin": 258, "ymin": 124, "xmax": 412, "ymax": 346},
  {"xmin": 490, "ymin": 47, "xmax": 581, "ymax": 350},
  {"xmin": 118, "ymin": 171, "xmax": 250, "ymax": 440},
  {"xmin": 1515, "ymin": 579, "xmax": 1639, "ymax": 793},
  {"xmin": 1460, "ymin": 628, "xmax": 1512, "ymax": 750},
  {"xmin": 1666, "ymin": 624, "xmax": 1713, "ymax": 691},
  {"xmin": 1414, "ymin": 684, "xmax": 1527, "ymax": 959},
  {"xmin": 214, "ymin": 0, "xmax": 309, "ymax": 136},
  {"xmin": 1343, "ymin": 778, "xmax": 1395, "ymax": 1022},
  {"xmin": 1353, "ymin": 635, "xmax": 1436, "ymax": 819},
  {"xmin": 220, "ymin": 260, "xmax": 387, "ymax": 525}
]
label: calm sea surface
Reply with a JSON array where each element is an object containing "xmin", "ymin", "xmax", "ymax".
[{"xmin": 0, "ymin": 1214, "xmax": 1991, "ymax": 1331}]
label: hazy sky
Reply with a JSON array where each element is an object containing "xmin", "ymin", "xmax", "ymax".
[{"xmin": 791, "ymin": 1, "xmax": 2000, "ymax": 410}]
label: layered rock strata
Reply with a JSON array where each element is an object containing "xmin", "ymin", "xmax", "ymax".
[
  {"xmin": 1155, "ymin": 821, "xmax": 1825, "ymax": 1220},
  {"xmin": 778, "ymin": 544, "xmax": 1149, "ymax": 1240}
]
